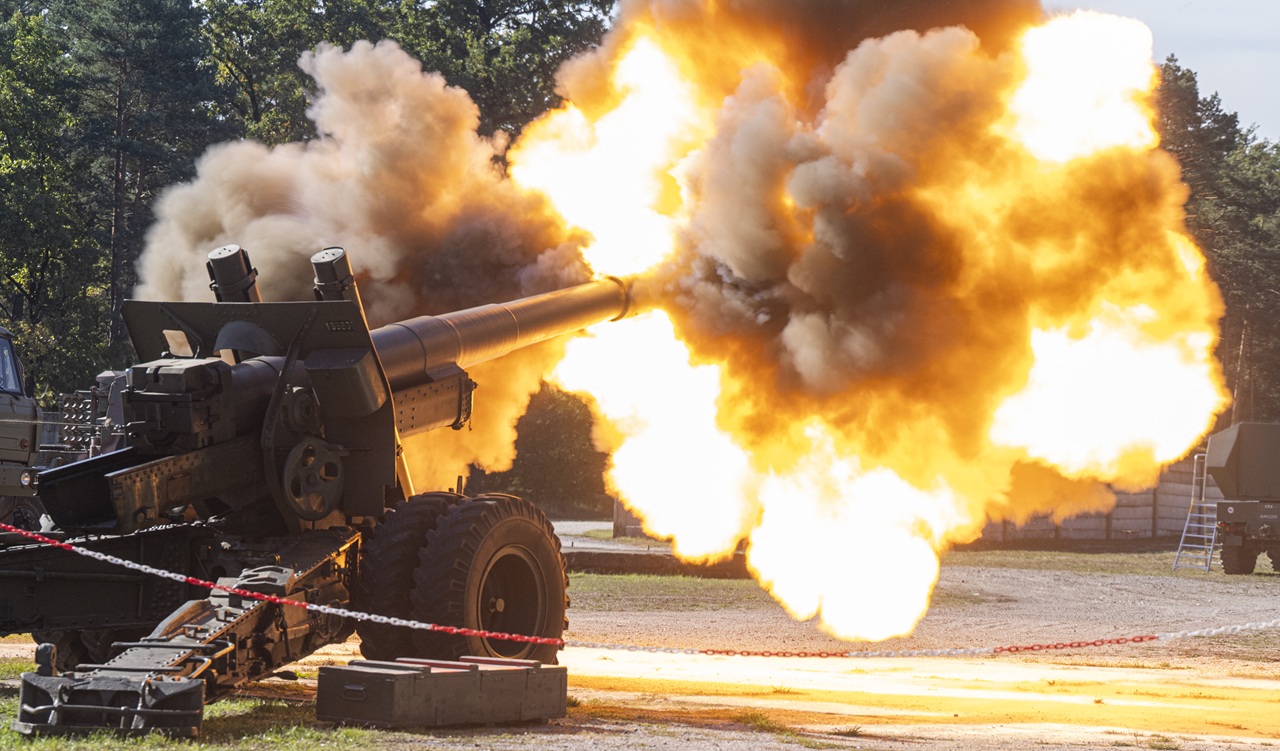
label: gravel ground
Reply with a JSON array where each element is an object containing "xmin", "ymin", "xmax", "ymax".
[
  {"xmin": 285, "ymin": 536, "xmax": 1277, "ymax": 751},
  {"xmin": 547, "ymin": 532, "xmax": 1280, "ymax": 750},
  {"xmin": 561, "ymin": 542, "xmax": 1280, "ymax": 655},
  {"xmin": 874, "ymin": 564, "xmax": 1280, "ymax": 650},
  {"xmin": 6, "ymin": 527, "xmax": 1279, "ymax": 749}
]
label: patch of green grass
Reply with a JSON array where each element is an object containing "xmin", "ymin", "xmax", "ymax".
[
  {"xmin": 203, "ymin": 698, "xmax": 376, "ymax": 747},
  {"xmin": 1145, "ymin": 735, "xmax": 1180, "ymax": 750},
  {"xmin": 929, "ymin": 589, "xmax": 1014, "ymax": 606},
  {"xmin": 0, "ymin": 658, "xmax": 33, "ymax": 681},
  {"xmin": 568, "ymin": 573, "xmax": 772, "ymax": 611},
  {"xmin": 727, "ymin": 712, "xmax": 849, "ymax": 749},
  {"xmin": 0, "ymin": 693, "xmax": 376, "ymax": 750},
  {"xmin": 579, "ymin": 529, "xmax": 671, "ymax": 549},
  {"xmin": 941, "ymin": 548, "xmax": 1184, "ymax": 576},
  {"xmin": 792, "ymin": 736, "xmax": 846, "ymax": 750},
  {"xmin": 731, "ymin": 710, "xmax": 790, "ymax": 733},
  {"xmin": 568, "ymin": 572, "xmax": 993, "ymax": 611}
]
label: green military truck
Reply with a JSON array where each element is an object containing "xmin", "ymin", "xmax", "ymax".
[
  {"xmin": 1206, "ymin": 422, "xmax": 1280, "ymax": 574},
  {"xmin": 0, "ymin": 326, "xmax": 43, "ymax": 530}
]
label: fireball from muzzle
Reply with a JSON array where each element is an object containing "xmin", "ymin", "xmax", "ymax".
[{"xmin": 137, "ymin": 1, "xmax": 1228, "ymax": 642}]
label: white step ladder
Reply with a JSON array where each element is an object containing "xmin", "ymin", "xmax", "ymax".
[{"xmin": 1173, "ymin": 453, "xmax": 1217, "ymax": 572}]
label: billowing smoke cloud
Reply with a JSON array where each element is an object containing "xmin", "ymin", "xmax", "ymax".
[
  {"xmin": 560, "ymin": 3, "xmax": 1221, "ymax": 517},
  {"xmin": 137, "ymin": 41, "xmax": 590, "ymax": 483},
  {"xmin": 557, "ymin": 0, "xmax": 1042, "ymax": 116},
  {"xmin": 664, "ymin": 26, "xmax": 1035, "ymax": 446},
  {"xmin": 665, "ymin": 20, "xmax": 1214, "ymax": 491},
  {"xmin": 537, "ymin": 0, "xmax": 1224, "ymax": 639},
  {"xmin": 137, "ymin": 0, "xmax": 1226, "ymax": 639},
  {"xmin": 140, "ymin": 41, "xmax": 589, "ymax": 317}
]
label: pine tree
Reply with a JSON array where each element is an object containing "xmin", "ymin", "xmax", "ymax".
[
  {"xmin": 392, "ymin": 0, "xmax": 616, "ymax": 137},
  {"xmin": 1159, "ymin": 57, "xmax": 1280, "ymax": 421},
  {"xmin": 51, "ymin": 0, "xmax": 232, "ymax": 358},
  {"xmin": 0, "ymin": 7, "xmax": 109, "ymax": 395}
]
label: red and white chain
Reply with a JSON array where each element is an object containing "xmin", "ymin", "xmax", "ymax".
[{"xmin": 4, "ymin": 522, "xmax": 1277, "ymax": 659}]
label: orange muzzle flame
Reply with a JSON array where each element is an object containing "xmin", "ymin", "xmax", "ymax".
[{"xmin": 516, "ymin": 9, "xmax": 1228, "ymax": 641}]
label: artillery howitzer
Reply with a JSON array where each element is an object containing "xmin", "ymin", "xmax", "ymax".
[{"xmin": 0, "ymin": 246, "xmax": 633, "ymax": 736}]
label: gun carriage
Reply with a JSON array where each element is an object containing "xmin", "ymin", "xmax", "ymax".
[{"xmin": 0, "ymin": 245, "xmax": 632, "ymax": 736}]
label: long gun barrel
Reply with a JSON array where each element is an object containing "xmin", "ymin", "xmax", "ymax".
[
  {"xmin": 374, "ymin": 277, "xmax": 630, "ymax": 391},
  {"xmin": 36, "ymin": 249, "xmax": 635, "ymax": 533}
]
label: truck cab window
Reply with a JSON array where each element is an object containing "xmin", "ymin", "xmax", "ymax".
[{"xmin": 0, "ymin": 340, "xmax": 21, "ymax": 394}]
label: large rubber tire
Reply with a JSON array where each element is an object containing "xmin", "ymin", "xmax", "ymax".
[
  {"xmin": 1220, "ymin": 545, "xmax": 1257, "ymax": 575},
  {"xmin": 30, "ymin": 630, "xmax": 90, "ymax": 673},
  {"xmin": 355, "ymin": 492, "xmax": 463, "ymax": 661},
  {"xmin": 0, "ymin": 496, "xmax": 46, "ymax": 531},
  {"xmin": 409, "ymin": 495, "xmax": 567, "ymax": 664}
]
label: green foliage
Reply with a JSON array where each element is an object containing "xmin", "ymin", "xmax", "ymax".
[
  {"xmin": 1158, "ymin": 57, "xmax": 1280, "ymax": 420},
  {"xmin": 0, "ymin": 0, "xmax": 616, "ymax": 396},
  {"xmin": 1157, "ymin": 57, "xmax": 1240, "ymax": 203},
  {"xmin": 0, "ymin": 9, "xmax": 109, "ymax": 395},
  {"xmin": 391, "ymin": 0, "xmax": 615, "ymax": 137},
  {"xmin": 199, "ymin": 0, "xmax": 394, "ymax": 144},
  {"xmin": 50, "ymin": 0, "xmax": 233, "ymax": 360},
  {"xmin": 1214, "ymin": 139, "xmax": 1280, "ymax": 418},
  {"xmin": 199, "ymin": 0, "xmax": 616, "ymax": 143},
  {"xmin": 468, "ymin": 382, "xmax": 616, "ymax": 518},
  {"xmin": 0, "ymin": 656, "xmax": 33, "ymax": 680}
]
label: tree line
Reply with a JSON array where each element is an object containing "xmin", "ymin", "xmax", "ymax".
[
  {"xmin": 0, "ymin": 0, "xmax": 617, "ymax": 517},
  {"xmin": 1158, "ymin": 58, "xmax": 1280, "ymax": 424},
  {"xmin": 0, "ymin": 0, "xmax": 614, "ymax": 396},
  {"xmin": 0, "ymin": 3, "xmax": 1277, "ymax": 516}
]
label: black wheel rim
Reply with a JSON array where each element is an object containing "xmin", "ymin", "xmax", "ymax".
[
  {"xmin": 476, "ymin": 544, "xmax": 545, "ymax": 657},
  {"xmin": 12, "ymin": 506, "xmax": 40, "ymax": 530},
  {"xmin": 3, "ymin": 499, "xmax": 42, "ymax": 531}
]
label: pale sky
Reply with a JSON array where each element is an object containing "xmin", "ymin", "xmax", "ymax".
[{"xmin": 1051, "ymin": 0, "xmax": 1279, "ymax": 143}]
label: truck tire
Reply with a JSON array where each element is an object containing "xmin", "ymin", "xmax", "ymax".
[
  {"xmin": 355, "ymin": 492, "xmax": 463, "ymax": 661},
  {"xmin": 0, "ymin": 496, "xmax": 46, "ymax": 531},
  {"xmin": 409, "ymin": 495, "xmax": 567, "ymax": 664},
  {"xmin": 30, "ymin": 630, "xmax": 90, "ymax": 673},
  {"xmin": 1219, "ymin": 545, "xmax": 1257, "ymax": 575}
]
